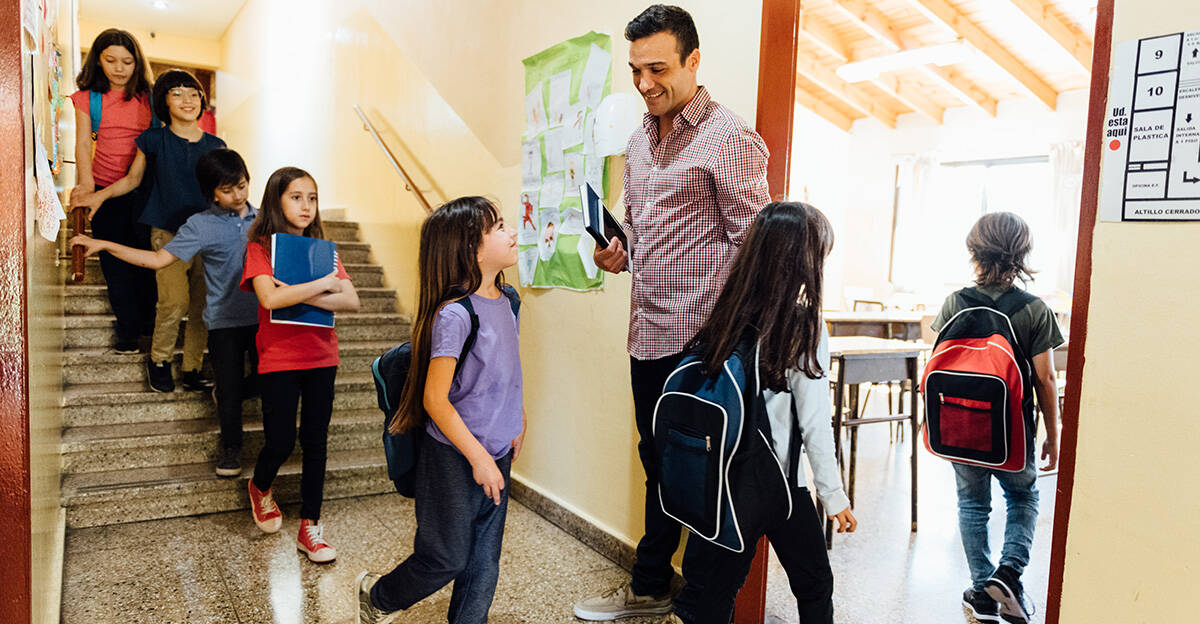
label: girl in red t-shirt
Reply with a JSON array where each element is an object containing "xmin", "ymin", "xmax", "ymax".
[
  {"xmin": 240, "ymin": 167, "xmax": 359, "ymax": 564},
  {"xmin": 69, "ymin": 28, "xmax": 158, "ymax": 353}
]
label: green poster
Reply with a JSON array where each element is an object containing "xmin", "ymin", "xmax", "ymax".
[{"xmin": 518, "ymin": 31, "xmax": 613, "ymax": 291}]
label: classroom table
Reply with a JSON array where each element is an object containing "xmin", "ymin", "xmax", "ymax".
[
  {"xmin": 823, "ymin": 337, "xmax": 932, "ymax": 547},
  {"xmin": 824, "ymin": 311, "xmax": 927, "ymax": 341}
]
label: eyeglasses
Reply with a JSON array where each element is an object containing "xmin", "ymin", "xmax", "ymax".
[{"xmin": 167, "ymin": 88, "xmax": 201, "ymax": 100}]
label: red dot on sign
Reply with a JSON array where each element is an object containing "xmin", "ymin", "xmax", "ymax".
[{"xmin": 1110, "ymin": 139, "xmax": 1121, "ymax": 150}]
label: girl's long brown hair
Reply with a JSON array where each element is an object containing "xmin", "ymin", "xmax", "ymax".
[
  {"xmin": 388, "ymin": 196, "xmax": 504, "ymax": 434},
  {"xmin": 687, "ymin": 202, "xmax": 834, "ymax": 391},
  {"xmin": 966, "ymin": 211, "xmax": 1036, "ymax": 289},
  {"xmin": 247, "ymin": 167, "xmax": 325, "ymax": 244},
  {"xmin": 76, "ymin": 29, "xmax": 153, "ymax": 100}
]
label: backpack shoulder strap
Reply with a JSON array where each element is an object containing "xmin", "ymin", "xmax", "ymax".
[
  {"xmin": 992, "ymin": 287, "xmax": 1038, "ymax": 319},
  {"xmin": 453, "ymin": 296, "xmax": 481, "ymax": 376},
  {"xmin": 955, "ymin": 287, "xmax": 994, "ymax": 309},
  {"xmin": 499, "ymin": 284, "xmax": 521, "ymax": 319},
  {"xmin": 89, "ymin": 90, "xmax": 102, "ymax": 140}
]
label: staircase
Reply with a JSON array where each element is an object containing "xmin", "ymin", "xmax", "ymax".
[{"xmin": 59, "ymin": 220, "xmax": 408, "ymax": 529}]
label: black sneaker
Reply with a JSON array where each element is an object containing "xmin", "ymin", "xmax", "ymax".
[
  {"xmin": 147, "ymin": 360, "xmax": 174, "ymax": 393},
  {"xmin": 963, "ymin": 588, "xmax": 1000, "ymax": 623},
  {"xmin": 985, "ymin": 565, "xmax": 1035, "ymax": 624},
  {"xmin": 113, "ymin": 337, "xmax": 140, "ymax": 354},
  {"xmin": 181, "ymin": 370, "xmax": 215, "ymax": 392},
  {"xmin": 215, "ymin": 446, "xmax": 241, "ymax": 477}
]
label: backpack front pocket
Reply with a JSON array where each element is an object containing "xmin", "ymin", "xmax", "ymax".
[
  {"xmin": 659, "ymin": 426, "xmax": 718, "ymax": 533},
  {"xmin": 924, "ymin": 370, "xmax": 1010, "ymax": 466},
  {"xmin": 937, "ymin": 395, "xmax": 993, "ymax": 452}
]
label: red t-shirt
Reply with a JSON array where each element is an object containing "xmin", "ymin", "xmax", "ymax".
[
  {"xmin": 69, "ymin": 89, "xmax": 153, "ymax": 186},
  {"xmin": 241, "ymin": 240, "xmax": 351, "ymax": 374}
]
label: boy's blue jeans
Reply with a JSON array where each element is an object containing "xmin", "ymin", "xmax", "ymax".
[{"xmin": 952, "ymin": 444, "xmax": 1039, "ymax": 590}]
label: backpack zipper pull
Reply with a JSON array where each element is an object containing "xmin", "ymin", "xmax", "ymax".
[
  {"xmin": 939, "ymin": 392, "xmax": 944, "ymax": 404},
  {"xmin": 706, "ymin": 436, "xmax": 711, "ymax": 452}
]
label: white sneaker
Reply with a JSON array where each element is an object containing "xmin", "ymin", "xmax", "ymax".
[{"xmin": 572, "ymin": 582, "xmax": 673, "ymax": 621}]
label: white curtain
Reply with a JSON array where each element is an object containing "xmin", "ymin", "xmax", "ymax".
[
  {"xmin": 890, "ymin": 153, "xmax": 942, "ymax": 292},
  {"xmin": 1049, "ymin": 141, "xmax": 1085, "ymax": 295}
]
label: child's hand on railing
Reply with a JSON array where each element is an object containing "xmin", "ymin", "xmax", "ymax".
[{"xmin": 68, "ymin": 234, "xmax": 106, "ymax": 257}]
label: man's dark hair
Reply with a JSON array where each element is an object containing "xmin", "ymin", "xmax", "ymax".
[
  {"xmin": 625, "ymin": 5, "xmax": 699, "ymax": 64},
  {"xmin": 196, "ymin": 149, "xmax": 250, "ymax": 201},
  {"xmin": 152, "ymin": 68, "xmax": 207, "ymax": 124}
]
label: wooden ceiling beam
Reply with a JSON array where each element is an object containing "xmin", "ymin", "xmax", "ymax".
[
  {"xmin": 827, "ymin": 0, "xmax": 909, "ymax": 51},
  {"xmin": 907, "ymin": 0, "xmax": 1060, "ymax": 109},
  {"xmin": 918, "ymin": 64, "xmax": 998, "ymax": 116},
  {"xmin": 1004, "ymin": 0, "xmax": 1093, "ymax": 72},
  {"xmin": 794, "ymin": 86, "xmax": 857, "ymax": 132},
  {"xmin": 796, "ymin": 52, "xmax": 898, "ymax": 127},
  {"xmin": 798, "ymin": 10, "xmax": 849, "ymax": 62},
  {"xmin": 870, "ymin": 73, "xmax": 945, "ymax": 123}
]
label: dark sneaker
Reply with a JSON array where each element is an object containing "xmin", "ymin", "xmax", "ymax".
[
  {"xmin": 215, "ymin": 446, "xmax": 241, "ymax": 478},
  {"xmin": 572, "ymin": 583, "xmax": 673, "ymax": 621},
  {"xmin": 147, "ymin": 360, "xmax": 174, "ymax": 393},
  {"xmin": 963, "ymin": 588, "xmax": 1001, "ymax": 623},
  {"xmin": 113, "ymin": 337, "xmax": 140, "ymax": 354},
  {"xmin": 985, "ymin": 565, "xmax": 1035, "ymax": 624},
  {"xmin": 181, "ymin": 369, "xmax": 215, "ymax": 392}
]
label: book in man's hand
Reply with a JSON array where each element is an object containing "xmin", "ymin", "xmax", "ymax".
[
  {"xmin": 270, "ymin": 232, "xmax": 338, "ymax": 328},
  {"xmin": 579, "ymin": 182, "xmax": 632, "ymax": 257}
]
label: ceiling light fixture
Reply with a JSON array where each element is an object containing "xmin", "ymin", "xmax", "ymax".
[
  {"xmin": 152, "ymin": 0, "xmax": 169, "ymax": 10},
  {"xmin": 835, "ymin": 40, "xmax": 972, "ymax": 83}
]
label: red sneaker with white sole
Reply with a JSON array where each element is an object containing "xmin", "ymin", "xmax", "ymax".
[
  {"xmin": 248, "ymin": 478, "xmax": 282, "ymax": 533},
  {"xmin": 297, "ymin": 518, "xmax": 337, "ymax": 563}
]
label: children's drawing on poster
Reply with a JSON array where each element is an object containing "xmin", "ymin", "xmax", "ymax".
[
  {"xmin": 517, "ymin": 190, "xmax": 539, "ymax": 245},
  {"xmin": 547, "ymin": 70, "xmax": 573, "ymax": 127},
  {"xmin": 525, "ymin": 83, "xmax": 548, "ymax": 137},
  {"xmin": 521, "ymin": 139, "xmax": 541, "ymax": 187},
  {"xmin": 564, "ymin": 152, "xmax": 585, "ymax": 190},
  {"xmin": 578, "ymin": 44, "xmax": 612, "ymax": 110},
  {"xmin": 539, "ymin": 172, "xmax": 564, "ymax": 210},
  {"xmin": 538, "ymin": 208, "xmax": 559, "ymax": 261},
  {"xmin": 519, "ymin": 31, "xmax": 613, "ymax": 290}
]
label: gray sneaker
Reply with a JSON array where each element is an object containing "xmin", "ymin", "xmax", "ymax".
[
  {"xmin": 355, "ymin": 571, "xmax": 393, "ymax": 624},
  {"xmin": 573, "ymin": 582, "xmax": 673, "ymax": 621}
]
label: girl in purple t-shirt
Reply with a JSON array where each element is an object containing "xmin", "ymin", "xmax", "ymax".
[{"xmin": 356, "ymin": 196, "xmax": 525, "ymax": 623}]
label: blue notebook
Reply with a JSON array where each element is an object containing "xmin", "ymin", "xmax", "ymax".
[{"xmin": 269, "ymin": 232, "xmax": 338, "ymax": 328}]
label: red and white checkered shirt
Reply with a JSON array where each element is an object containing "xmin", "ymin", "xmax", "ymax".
[{"xmin": 622, "ymin": 86, "xmax": 770, "ymax": 359}]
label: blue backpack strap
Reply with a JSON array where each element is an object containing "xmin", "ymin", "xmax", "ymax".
[
  {"xmin": 499, "ymin": 284, "xmax": 521, "ymax": 319},
  {"xmin": 89, "ymin": 90, "xmax": 102, "ymax": 140}
]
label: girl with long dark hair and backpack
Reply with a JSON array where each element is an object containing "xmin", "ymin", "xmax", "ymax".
[
  {"xmin": 657, "ymin": 202, "xmax": 856, "ymax": 624},
  {"xmin": 926, "ymin": 211, "xmax": 1063, "ymax": 624},
  {"xmin": 356, "ymin": 196, "xmax": 525, "ymax": 624},
  {"xmin": 69, "ymin": 28, "xmax": 157, "ymax": 353}
]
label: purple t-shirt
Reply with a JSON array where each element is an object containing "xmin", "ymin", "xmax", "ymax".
[{"xmin": 426, "ymin": 292, "xmax": 522, "ymax": 459}]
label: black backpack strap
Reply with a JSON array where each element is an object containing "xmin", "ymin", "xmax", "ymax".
[
  {"xmin": 499, "ymin": 284, "xmax": 521, "ymax": 319},
  {"xmin": 453, "ymin": 296, "xmax": 481, "ymax": 376},
  {"xmin": 992, "ymin": 287, "xmax": 1038, "ymax": 320},
  {"xmin": 787, "ymin": 398, "xmax": 802, "ymax": 489}
]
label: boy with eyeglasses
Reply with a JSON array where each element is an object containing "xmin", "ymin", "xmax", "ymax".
[{"xmin": 74, "ymin": 69, "xmax": 225, "ymax": 394}]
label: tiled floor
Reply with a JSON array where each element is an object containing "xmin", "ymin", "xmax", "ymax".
[{"xmin": 62, "ymin": 421, "xmax": 1056, "ymax": 623}]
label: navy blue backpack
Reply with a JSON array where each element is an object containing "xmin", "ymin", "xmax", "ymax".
[
  {"xmin": 372, "ymin": 286, "xmax": 519, "ymax": 497},
  {"xmin": 653, "ymin": 336, "xmax": 800, "ymax": 552}
]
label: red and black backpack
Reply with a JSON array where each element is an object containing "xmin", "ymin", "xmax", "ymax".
[{"xmin": 920, "ymin": 287, "xmax": 1038, "ymax": 472}]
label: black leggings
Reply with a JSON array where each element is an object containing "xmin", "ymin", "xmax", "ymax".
[
  {"xmin": 90, "ymin": 185, "xmax": 156, "ymax": 340},
  {"xmin": 252, "ymin": 366, "xmax": 336, "ymax": 521},
  {"xmin": 207, "ymin": 325, "xmax": 258, "ymax": 451}
]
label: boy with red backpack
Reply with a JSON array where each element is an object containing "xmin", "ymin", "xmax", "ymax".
[{"xmin": 924, "ymin": 212, "xmax": 1063, "ymax": 624}]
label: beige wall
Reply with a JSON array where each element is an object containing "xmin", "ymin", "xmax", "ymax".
[
  {"xmin": 78, "ymin": 17, "xmax": 221, "ymax": 68},
  {"xmin": 219, "ymin": 0, "xmax": 762, "ymax": 548},
  {"xmin": 1058, "ymin": 1, "xmax": 1200, "ymax": 621}
]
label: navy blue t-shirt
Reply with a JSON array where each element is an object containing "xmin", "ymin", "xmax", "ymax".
[{"xmin": 135, "ymin": 127, "xmax": 225, "ymax": 232}]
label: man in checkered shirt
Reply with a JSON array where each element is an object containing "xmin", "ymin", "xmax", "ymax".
[{"xmin": 573, "ymin": 5, "xmax": 770, "ymax": 622}]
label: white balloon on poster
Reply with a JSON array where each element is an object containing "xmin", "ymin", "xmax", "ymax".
[{"xmin": 593, "ymin": 93, "xmax": 642, "ymax": 156}]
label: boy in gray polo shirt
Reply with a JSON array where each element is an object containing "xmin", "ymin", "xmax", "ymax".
[{"xmin": 72, "ymin": 149, "xmax": 260, "ymax": 477}]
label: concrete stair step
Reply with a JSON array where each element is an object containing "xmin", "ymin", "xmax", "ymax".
[
  {"xmin": 62, "ymin": 375, "xmax": 379, "ymax": 428},
  {"xmin": 61, "ymin": 447, "xmax": 392, "ymax": 528},
  {"xmin": 63, "ymin": 218, "xmax": 362, "ymax": 243},
  {"xmin": 63, "ymin": 312, "xmax": 409, "ymax": 348},
  {"xmin": 62, "ymin": 340, "xmax": 403, "ymax": 385},
  {"xmin": 69, "ymin": 258, "xmax": 386, "ymax": 287},
  {"xmin": 62, "ymin": 285, "xmax": 399, "ymax": 315},
  {"xmin": 61, "ymin": 409, "xmax": 382, "ymax": 474}
]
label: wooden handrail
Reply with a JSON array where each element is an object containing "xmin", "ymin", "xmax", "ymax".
[
  {"xmin": 352, "ymin": 105, "xmax": 433, "ymax": 214},
  {"xmin": 70, "ymin": 206, "xmax": 85, "ymax": 283}
]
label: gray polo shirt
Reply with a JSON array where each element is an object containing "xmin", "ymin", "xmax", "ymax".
[{"xmin": 164, "ymin": 204, "xmax": 260, "ymax": 330}]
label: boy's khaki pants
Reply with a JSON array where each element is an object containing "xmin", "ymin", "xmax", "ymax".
[{"xmin": 149, "ymin": 227, "xmax": 207, "ymax": 371}]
